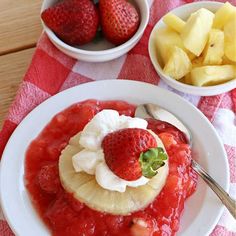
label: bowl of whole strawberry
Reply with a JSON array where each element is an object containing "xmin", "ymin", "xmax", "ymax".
[{"xmin": 41, "ymin": 0, "xmax": 149, "ymax": 62}]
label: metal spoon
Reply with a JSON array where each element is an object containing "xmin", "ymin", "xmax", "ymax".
[{"xmin": 135, "ymin": 103, "xmax": 236, "ymax": 219}]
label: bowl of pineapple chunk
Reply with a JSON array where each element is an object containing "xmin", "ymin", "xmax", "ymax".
[{"xmin": 149, "ymin": 1, "xmax": 236, "ymax": 96}]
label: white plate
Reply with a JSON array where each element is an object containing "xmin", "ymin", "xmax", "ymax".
[{"xmin": 0, "ymin": 80, "xmax": 229, "ymax": 236}]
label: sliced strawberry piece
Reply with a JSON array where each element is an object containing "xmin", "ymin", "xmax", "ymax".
[
  {"xmin": 147, "ymin": 118, "xmax": 188, "ymax": 144},
  {"xmin": 38, "ymin": 163, "xmax": 60, "ymax": 194},
  {"xmin": 45, "ymin": 194, "xmax": 78, "ymax": 229},
  {"xmin": 64, "ymin": 216, "xmax": 95, "ymax": 236},
  {"xmin": 104, "ymin": 215, "xmax": 124, "ymax": 233},
  {"xmin": 158, "ymin": 133, "xmax": 178, "ymax": 150}
]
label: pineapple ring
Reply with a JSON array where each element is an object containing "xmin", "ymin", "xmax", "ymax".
[{"xmin": 59, "ymin": 131, "xmax": 169, "ymax": 215}]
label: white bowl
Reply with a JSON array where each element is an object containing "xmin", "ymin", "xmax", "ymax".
[
  {"xmin": 41, "ymin": 0, "xmax": 149, "ymax": 62},
  {"xmin": 149, "ymin": 1, "xmax": 236, "ymax": 96}
]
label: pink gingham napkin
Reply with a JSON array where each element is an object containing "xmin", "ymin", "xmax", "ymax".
[{"xmin": 0, "ymin": 0, "xmax": 236, "ymax": 235}]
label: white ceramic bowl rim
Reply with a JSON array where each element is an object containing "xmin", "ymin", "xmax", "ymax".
[
  {"xmin": 148, "ymin": 1, "xmax": 236, "ymax": 95},
  {"xmin": 159, "ymin": 72, "xmax": 236, "ymax": 91},
  {"xmin": 41, "ymin": 0, "xmax": 149, "ymax": 55}
]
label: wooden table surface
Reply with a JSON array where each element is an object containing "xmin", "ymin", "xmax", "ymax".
[{"xmin": 0, "ymin": 0, "xmax": 43, "ymax": 129}]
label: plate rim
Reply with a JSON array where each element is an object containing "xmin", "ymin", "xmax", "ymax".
[{"xmin": 0, "ymin": 80, "xmax": 230, "ymax": 236}]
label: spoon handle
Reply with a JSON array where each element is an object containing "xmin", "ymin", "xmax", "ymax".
[{"xmin": 191, "ymin": 159, "xmax": 236, "ymax": 219}]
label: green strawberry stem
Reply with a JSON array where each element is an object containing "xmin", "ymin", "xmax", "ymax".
[{"xmin": 139, "ymin": 147, "xmax": 168, "ymax": 178}]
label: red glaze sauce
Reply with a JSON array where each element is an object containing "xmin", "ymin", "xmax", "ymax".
[{"xmin": 25, "ymin": 100, "xmax": 197, "ymax": 236}]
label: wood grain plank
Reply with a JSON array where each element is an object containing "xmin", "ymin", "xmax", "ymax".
[
  {"xmin": 0, "ymin": 48, "xmax": 35, "ymax": 129},
  {"xmin": 0, "ymin": 0, "xmax": 43, "ymax": 55}
]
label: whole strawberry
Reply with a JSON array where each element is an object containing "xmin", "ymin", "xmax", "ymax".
[
  {"xmin": 102, "ymin": 128, "xmax": 167, "ymax": 181},
  {"xmin": 99, "ymin": 0, "xmax": 140, "ymax": 45},
  {"xmin": 41, "ymin": 0, "xmax": 99, "ymax": 46}
]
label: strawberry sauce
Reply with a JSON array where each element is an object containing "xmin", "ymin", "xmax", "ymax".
[{"xmin": 25, "ymin": 100, "xmax": 197, "ymax": 236}]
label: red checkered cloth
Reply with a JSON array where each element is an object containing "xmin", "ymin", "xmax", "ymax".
[{"xmin": 0, "ymin": 0, "xmax": 236, "ymax": 235}]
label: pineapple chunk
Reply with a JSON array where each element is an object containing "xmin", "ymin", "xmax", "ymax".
[
  {"xmin": 183, "ymin": 57, "xmax": 203, "ymax": 85},
  {"xmin": 222, "ymin": 55, "xmax": 236, "ymax": 65},
  {"xmin": 213, "ymin": 2, "xmax": 236, "ymax": 29},
  {"xmin": 181, "ymin": 8, "xmax": 214, "ymax": 56},
  {"xmin": 163, "ymin": 13, "xmax": 186, "ymax": 33},
  {"xmin": 191, "ymin": 65, "xmax": 236, "ymax": 86},
  {"xmin": 224, "ymin": 13, "xmax": 236, "ymax": 62},
  {"xmin": 203, "ymin": 29, "xmax": 224, "ymax": 65},
  {"xmin": 192, "ymin": 56, "xmax": 204, "ymax": 68},
  {"xmin": 163, "ymin": 46, "xmax": 192, "ymax": 80},
  {"xmin": 155, "ymin": 28, "xmax": 194, "ymax": 66},
  {"xmin": 183, "ymin": 73, "xmax": 192, "ymax": 85},
  {"xmin": 188, "ymin": 51, "xmax": 197, "ymax": 61},
  {"xmin": 155, "ymin": 28, "xmax": 185, "ymax": 66}
]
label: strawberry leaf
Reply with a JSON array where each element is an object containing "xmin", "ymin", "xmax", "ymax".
[{"xmin": 139, "ymin": 147, "xmax": 168, "ymax": 178}]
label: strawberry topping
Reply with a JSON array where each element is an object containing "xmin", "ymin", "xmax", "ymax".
[
  {"xmin": 38, "ymin": 163, "xmax": 61, "ymax": 194},
  {"xmin": 146, "ymin": 118, "xmax": 188, "ymax": 144}
]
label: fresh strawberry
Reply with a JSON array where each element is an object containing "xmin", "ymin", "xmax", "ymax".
[
  {"xmin": 102, "ymin": 128, "xmax": 167, "ymax": 181},
  {"xmin": 99, "ymin": 0, "xmax": 140, "ymax": 45},
  {"xmin": 38, "ymin": 163, "xmax": 61, "ymax": 194},
  {"xmin": 41, "ymin": 0, "xmax": 99, "ymax": 45}
]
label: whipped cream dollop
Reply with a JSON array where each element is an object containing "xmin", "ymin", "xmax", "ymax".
[{"xmin": 72, "ymin": 109, "xmax": 150, "ymax": 192}]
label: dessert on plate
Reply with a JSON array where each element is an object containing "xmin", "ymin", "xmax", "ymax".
[{"xmin": 25, "ymin": 99, "xmax": 197, "ymax": 236}]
